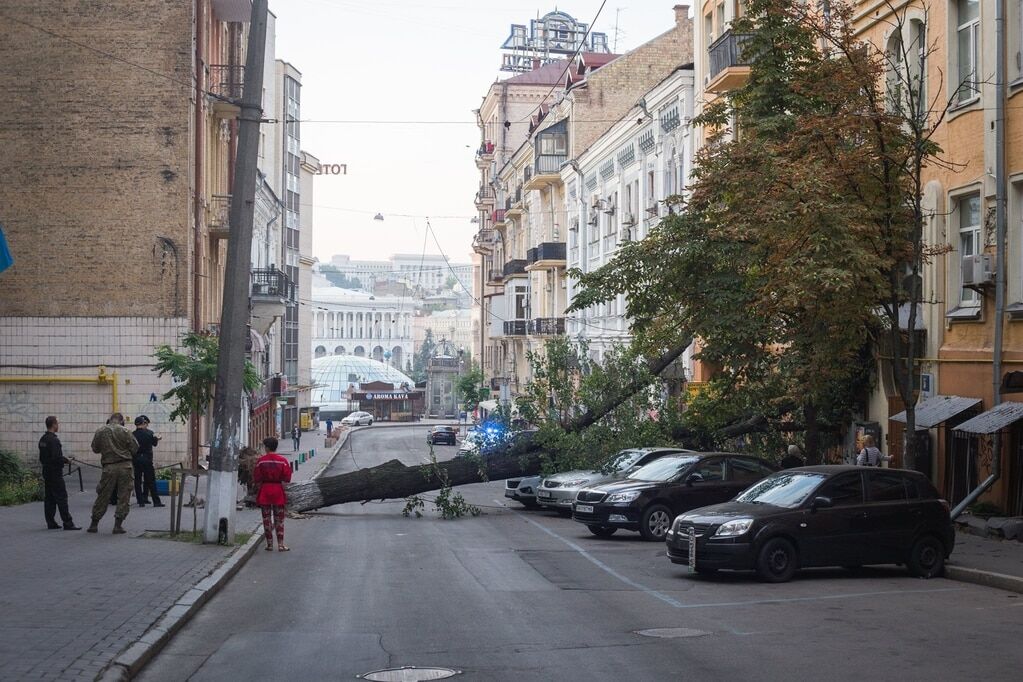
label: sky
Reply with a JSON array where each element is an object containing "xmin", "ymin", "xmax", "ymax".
[{"xmin": 269, "ymin": 0, "xmax": 676, "ymax": 264}]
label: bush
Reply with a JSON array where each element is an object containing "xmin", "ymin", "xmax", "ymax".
[{"xmin": 0, "ymin": 450, "xmax": 43, "ymax": 506}]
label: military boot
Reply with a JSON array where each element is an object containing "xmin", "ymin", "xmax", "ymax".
[
  {"xmin": 86, "ymin": 519, "xmax": 99, "ymax": 533},
  {"xmin": 112, "ymin": 519, "xmax": 126, "ymax": 535}
]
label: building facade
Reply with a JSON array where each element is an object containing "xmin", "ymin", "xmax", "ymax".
[
  {"xmin": 326, "ymin": 253, "xmax": 472, "ymax": 295},
  {"xmin": 413, "ymin": 309, "xmax": 478, "ymax": 360}
]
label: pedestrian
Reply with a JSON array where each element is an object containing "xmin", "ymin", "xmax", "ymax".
[
  {"xmin": 38, "ymin": 416, "xmax": 80, "ymax": 530},
  {"xmin": 291, "ymin": 424, "xmax": 301, "ymax": 451},
  {"xmin": 856, "ymin": 434, "xmax": 889, "ymax": 467},
  {"xmin": 132, "ymin": 416, "xmax": 163, "ymax": 507},
  {"xmin": 780, "ymin": 444, "xmax": 805, "ymax": 469},
  {"xmin": 253, "ymin": 436, "xmax": 292, "ymax": 552},
  {"xmin": 325, "ymin": 418, "xmax": 333, "ymax": 436},
  {"xmin": 87, "ymin": 412, "xmax": 138, "ymax": 534}
]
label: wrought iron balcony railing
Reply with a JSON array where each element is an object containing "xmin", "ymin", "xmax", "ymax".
[
  {"xmin": 528, "ymin": 317, "xmax": 565, "ymax": 336},
  {"xmin": 707, "ymin": 30, "xmax": 753, "ymax": 83},
  {"xmin": 209, "ymin": 64, "xmax": 245, "ymax": 101}
]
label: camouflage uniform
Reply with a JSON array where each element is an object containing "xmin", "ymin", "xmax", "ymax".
[{"xmin": 90, "ymin": 423, "xmax": 138, "ymax": 528}]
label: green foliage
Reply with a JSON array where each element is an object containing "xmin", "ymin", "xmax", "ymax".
[
  {"xmin": 153, "ymin": 331, "xmax": 262, "ymax": 423},
  {"xmin": 402, "ymin": 495, "xmax": 425, "ymax": 518},
  {"xmin": 0, "ymin": 450, "xmax": 43, "ymax": 506},
  {"xmin": 455, "ymin": 363, "xmax": 489, "ymax": 412},
  {"xmin": 410, "ymin": 328, "xmax": 435, "ymax": 383},
  {"xmin": 404, "ymin": 449, "xmax": 482, "ymax": 519}
]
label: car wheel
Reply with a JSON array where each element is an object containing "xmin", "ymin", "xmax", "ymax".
[
  {"xmin": 756, "ymin": 537, "xmax": 798, "ymax": 583},
  {"xmin": 588, "ymin": 525, "xmax": 617, "ymax": 538},
  {"xmin": 639, "ymin": 504, "xmax": 672, "ymax": 541},
  {"xmin": 367, "ymin": 419, "xmax": 373, "ymax": 426},
  {"xmin": 907, "ymin": 535, "xmax": 944, "ymax": 579}
]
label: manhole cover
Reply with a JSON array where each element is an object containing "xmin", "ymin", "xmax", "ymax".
[
  {"xmin": 634, "ymin": 627, "xmax": 710, "ymax": 639},
  {"xmin": 359, "ymin": 666, "xmax": 461, "ymax": 681}
]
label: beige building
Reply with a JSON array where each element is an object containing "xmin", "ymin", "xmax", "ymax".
[{"xmin": 413, "ymin": 309, "xmax": 478, "ymax": 361}]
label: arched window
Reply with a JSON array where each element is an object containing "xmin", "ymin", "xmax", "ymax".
[
  {"xmin": 353, "ymin": 346, "xmax": 365, "ymax": 357},
  {"xmin": 334, "ymin": 345, "xmax": 346, "ymax": 355},
  {"xmin": 885, "ymin": 31, "xmax": 904, "ymax": 113},
  {"xmin": 314, "ymin": 346, "xmax": 326, "ymax": 359}
]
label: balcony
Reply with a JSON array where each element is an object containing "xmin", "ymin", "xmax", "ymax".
[
  {"xmin": 526, "ymin": 241, "xmax": 567, "ymax": 269},
  {"xmin": 209, "ymin": 64, "xmax": 244, "ymax": 116},
  {"xmin": 491, "ymin": 209, "xmax": 506, "ymax": 227},
  {"xmin": 475, "ymin": 185, "xmax": 495, "ymax": 209},
  {"xmin": 528, "ymin": 317, "xmax": 565, "ymax": 336},
  {"xmin": 476, "ymin": 140, "xmax": 495, "ymax": 168},
  {"xmin": 506, "ymin": 187, "xmax": 525, "ymax": 218},
  {"xmin": 487, "ymin": 269, "xmax": 505, "ymax": 284},
  {"xmin": 208, "ymin": 194, "xmax": 231, "ymax": 239},
  {"xmin": 473, "ymin": 228, "xmax": 496, "ymax": 253},
  {"xmin": 503, "ymin": 259, "xmax": 527, "ymax": 277},
  {"xmin": 706, "ymin": 30, "xmax": 753, "ymax": 94},
  {"xmin": 250, "ymin": 268, "xmax": 295, "ymax": 334},
  {"xmin": 524, "ymin": 154, "xmax": 566, "ymax": 190},
  {"xmin": 503, "ymin": 320, "xmax": 527, "ymax": 336}
]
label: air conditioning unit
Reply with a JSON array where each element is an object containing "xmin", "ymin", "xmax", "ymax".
[
  {"xmin": 621, "ymin": 212, "xmax": 636, "ymax": 226},
  {"xmin": 587, "ymin": 212, "xmax": 599, "ymax": 226},
  {"xmin": 602, "ymin": 202, "xmax": 616, "ymax": 216},
  {"xmin": 591, "ymin": 197, "xmax": 606, "ymax": 211},
  {"xmin": 962, "ymin": 254, "xmax": 994, "ymax": 286},
  {"xmin": 646, "ymin": 201, "xmax": 659, "ymax": 216}
]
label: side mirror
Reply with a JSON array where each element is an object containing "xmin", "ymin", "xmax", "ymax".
[
  {"xmin": 686, "ymin": 473, "xmax": 704, "ymax": 485},
  {"xmin": 811, "ymin": 496, "xmax": 833, "ymax": 511}
]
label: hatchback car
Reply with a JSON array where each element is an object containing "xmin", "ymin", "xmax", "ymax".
[
  {"xmin": 341, "ymin": 411, "xmax": 373, "ymax": 426},
  {"xmin": 537, "ymin": 447, "xmax": 691, "ymax": 514},
  {"xmin": 572, "ymin": 453, "xmax": 776, "ymax": 540},
  {"xmin": 665, "ymin": 465, "xmax": 954, "ymax": 582},
  {"xmin": 426, "ymin": 425, "xmax": 457, "ymax": 445}
]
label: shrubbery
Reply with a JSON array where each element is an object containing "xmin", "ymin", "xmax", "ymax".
[{"xmin": 0, "ymin": 450, "xmax": 43, "ymax": 506}]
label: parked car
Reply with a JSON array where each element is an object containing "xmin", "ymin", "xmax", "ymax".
[
  {"xmin": 505, "ymin": 475, "xmax": 542, "ymax": 508},
  {"xmin": 341, "ymin": 411, "xmax": 373, "ymax": 426},
  {"xmin": 537, "ymin": 447, "xmax": 692, "ymax": 514},
  {"xmin": 665, "ymin": 465, "xmax": 954, "ymax": 582},
  {"xmin": 458, "ymin": 428, "xmax": 536, "ymax": 458},
  {"xmin": 426, "ymin": 425, "xmax": 457, "ymax": 446},
  {"xmin": 572, "ymin": 453, "xmax": 777, "ymax": 541}
]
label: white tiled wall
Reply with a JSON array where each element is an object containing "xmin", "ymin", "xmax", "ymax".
[{"xmin": 0, "ymin": 317, "xmax": 190, "ymax": 466}]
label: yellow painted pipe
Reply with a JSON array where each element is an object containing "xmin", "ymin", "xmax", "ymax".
[{"xmin": 0, "ymin": 366, "xmax": 119, "ymax": 412}]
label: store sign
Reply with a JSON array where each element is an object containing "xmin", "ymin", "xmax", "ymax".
[{"xmin": 363, "ymin": 392, "xmax": 409, "ymax": 401}]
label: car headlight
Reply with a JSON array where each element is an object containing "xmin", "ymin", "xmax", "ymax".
[
  {"xmin": 713, "ymin": 518, "xmax": 754, "ymax": 538},
  {"xmin": 605, "ymin": 490, "xmax": 641, "ymax": 503}
]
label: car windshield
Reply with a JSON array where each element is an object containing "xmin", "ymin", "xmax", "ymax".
[
  {"xmin": 626, "ymin": 455, "xmax": 700, "ymax": 481},
  {"xmin": 735, "ymin": 472, "xmax": 828, "ymax": 508},
  {"xmin": 599, "ymin": 449, "xmax": 643, "ymax": 472}
]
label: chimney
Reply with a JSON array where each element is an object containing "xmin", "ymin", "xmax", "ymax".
[{"xmin": 674, "ymin": 4, "xmax": 690, "ymax": 26}]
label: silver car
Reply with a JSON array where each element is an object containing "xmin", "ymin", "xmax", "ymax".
[{"xmin": 536, "ymin": 447, "xmax": 692, "ymax": 513}]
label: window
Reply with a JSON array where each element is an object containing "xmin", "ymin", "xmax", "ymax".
[
  {"xmin": 867, "ymin": 472, "xmax": 908, "ymax": 502},
  {"xmin": 514, "ymin": 285, "xmax": 528, "ymax": 319},
  {"xmin": 728, "ymin": 458, "xmax": 775, "ymax": 485},
  {"xmin": 908, "ymin": 19, "xmax": 928, "ymax": 118},
  {"xmin": 958, "ymin": 194, "xmax": 981, "ymax": 304},
  {"xmin": 691, "ymin": 458, "xmax": 724, "ymax": 482},
  {"xmin": 886, "ymin": 32, "xmax": 905, "ymax": 113},
  {"xmin": 539, "ymin": 133, "xmax": 566, "ymax": 155},
  {"xmin": 820, "ymin": 473, "xmax": 864, "ymax": 507},
  {"xmin": 956, "ymin": 0, "xmax": 980, "ymax": 103}
]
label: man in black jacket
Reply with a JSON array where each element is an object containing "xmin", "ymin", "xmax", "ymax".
[
  {"xmin": 39, "ymin": 416, "xmax": 80, "ymax": 530},
  {"xmin": 132, "ymin": 416, "xmax": 163, "ymax": 507}
]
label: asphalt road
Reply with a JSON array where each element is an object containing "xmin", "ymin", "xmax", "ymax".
[{"xmin": 140, "ymin": 425, "xmax": 1023, "ymax": 681}]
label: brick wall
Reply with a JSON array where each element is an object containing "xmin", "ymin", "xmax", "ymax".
[
  {"xmin": 572, "ymin": 6, "xmax": 694, "ymax": 158},
  {"xmin": 0, "ymin": 1, "xmax": 194, "ymax": 318}
]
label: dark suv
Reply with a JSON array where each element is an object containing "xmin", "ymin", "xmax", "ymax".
[
  {"xmin": 426, "ymin": 425, "xmax": 457, "ymax": 446},
  {"xmin": 665, "ymin": 465, "xmax": 954, "ymax": 582},
  {"xmin": 572, "ymin": 453, "xmax": 777, "ymax": 540}
]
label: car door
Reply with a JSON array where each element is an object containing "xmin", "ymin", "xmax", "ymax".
[
  {"xmin": 800, "ymin": 472, "xmax": 868, "ymax": 567},
  {"xmin": 862, "ymin": 470, "xmax": 915, "ymax": 563},
  {"xmin": 670, "ymin": 457, "xmax": 729, "ymax": 514},
  {"xmin": 725, "ymin": 457, "xmax": 775, "ymax": 498}
]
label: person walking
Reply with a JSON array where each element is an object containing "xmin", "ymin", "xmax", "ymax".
[
  {"xmin": 88, "ymin": 413, "xmax": 138, "ymax": 534},
  {"xmin": 780, "ymin": 444, "xmax": 805, "ymax": 469},
  {"xmin": 132, "ymin": 416, "xmax": 163, "ymax": 507},
  {"xmin": 856, "ymin": 434, "xmax": 889, "ymax": 467},
  {"xmin": 253, "ymin": 436, "xmax": 292, "ymax": 552},
  {"xmin": 38, "ymin": 416, "xmax": 80, "ymax": 530},
  {"xmin": 325, "ymin": 418, "xmax": 334, "ymax": 437},
  {"xmin": 291, "ymin": 425, "xmax": 301, "ymax": 452}
]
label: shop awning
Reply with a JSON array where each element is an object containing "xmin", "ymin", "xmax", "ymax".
[
  {"xmin": 478, "ymin": 400, "xmax": 499, "ymax": 412},
  {"xmin": 954, "ymin": 401, "xmax": 1023, "ymax": 434},
  {"xmin": 890, "ymin": 395, "xmax": 981, "ymax": 430}
]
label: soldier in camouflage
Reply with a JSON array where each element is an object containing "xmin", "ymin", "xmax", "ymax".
[{"xmin": 87, "ymin": 413, "xmax": 138, "ymax": 534}]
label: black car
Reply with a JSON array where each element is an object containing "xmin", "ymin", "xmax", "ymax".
[
  {"xmin": 665, "ymin": 465, "xmax": 954, "ymax": 582},
  {"xmin": 572, "ymin": 453, "xmax": 777, "ymax": 541},
  {"xmin": 426, "ymin": 425, "xmax": 457, "ymax": 446}
]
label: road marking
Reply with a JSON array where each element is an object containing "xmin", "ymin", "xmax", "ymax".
[{"xmin": 499, "ymin": 500, "xmax": 685, "ymax": 609}]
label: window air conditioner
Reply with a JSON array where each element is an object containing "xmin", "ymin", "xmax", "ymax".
[
  {"xmin": 621, "ymin": 212, "xmax": 636, "ymax": 226},
  {"xmin": 602, "ymin": 202, "xmax": 616, "ymax": 216},
  {"xmin": 962, "ymin": 254, "xmax": 994, "ymax": 287},
  {"xmin": 587, "ymin": 212, "xmax": 599, "ymax": 226}
]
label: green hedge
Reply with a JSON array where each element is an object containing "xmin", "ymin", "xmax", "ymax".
[{"xmin": 0, "ymin": 450, "xmax": 43, "ymax": 506}]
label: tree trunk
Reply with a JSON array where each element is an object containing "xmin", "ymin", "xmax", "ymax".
[{"xmin": 285, "ymin": 344, "xmax": 690, "ymax": 512}]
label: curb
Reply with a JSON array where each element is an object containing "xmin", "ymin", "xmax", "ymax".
[
  {"xmin": 944, "ymin": 564, "xmax": 1023, "ymax": 595},
  {"xmin": 97, "ymin": 529, "xmax": 263, "ymax": 681},
  {"xmin": 98, "ymin": 435, "xmax": 353, "ymax": 681}
]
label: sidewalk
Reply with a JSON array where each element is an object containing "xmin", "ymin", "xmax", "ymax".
[
  {"xmin": 946, "ymin": 528, "xmax": 1023, "ymax": 594},
  {"xmin": 0, "ymin": 431, "xmax": 343, "ymax": 681}
]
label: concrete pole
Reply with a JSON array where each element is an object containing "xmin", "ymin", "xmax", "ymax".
[{"xmin": 203, "ymin": 0, "xmax": 269, "ymax": 544}]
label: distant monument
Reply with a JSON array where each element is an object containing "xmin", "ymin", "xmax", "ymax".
[{"xmin": 500, "ymin": 10, "xmax": 610, "ymax": 73}]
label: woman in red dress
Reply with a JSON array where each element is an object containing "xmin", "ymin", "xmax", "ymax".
[{"xmin": 253, "ymin": 436, "xmax": 293, "ymax": 551}]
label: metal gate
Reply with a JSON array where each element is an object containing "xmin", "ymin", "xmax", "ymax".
[{"xmin": 947, "ymin": 429, "xmax": 979, "ymax": 507}]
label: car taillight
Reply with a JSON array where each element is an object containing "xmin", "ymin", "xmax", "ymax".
[{"xmin": 939, "ymin": 499, "xmax": 950, "ymax": 513}]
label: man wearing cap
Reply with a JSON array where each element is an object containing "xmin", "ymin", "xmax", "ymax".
[
  {"xmin": 132, "ymin": 415, "xmax": 163, "ymax": 507},
  {"xmin": 88, "ymin": 413, "xmax": 138, "ymax": 534}
]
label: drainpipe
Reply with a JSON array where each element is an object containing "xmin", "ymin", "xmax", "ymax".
[
  {"xmin": 191, "ymin": 0, "xmax": 206, "ymax": 470},
  {"xmin": 952, "ymin": 0, "xmax": 1006, "ymax": 519}
]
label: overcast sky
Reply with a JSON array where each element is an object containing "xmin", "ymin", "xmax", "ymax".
[{"xmin": 270, "ymin": 0, "xmax": 676, "ymax": 263}]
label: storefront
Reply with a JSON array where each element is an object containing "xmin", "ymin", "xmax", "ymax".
[{"xmin": 350, "ymin": 381, "xmax": 424, "ymax": 422}]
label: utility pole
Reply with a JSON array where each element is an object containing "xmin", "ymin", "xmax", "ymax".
[{"xmin": 203, "ymin": 0, "xmax": 269, "ymax": 544}]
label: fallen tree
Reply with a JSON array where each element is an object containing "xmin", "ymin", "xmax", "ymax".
[{"xmin": 285, "ymin": 343, "xmax": 689, "ymax": 513}]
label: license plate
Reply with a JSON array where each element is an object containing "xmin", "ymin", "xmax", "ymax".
[
  {"xmin": 576, "ymin": 504, "xmax": 593, "ymax": 513},
  {"xmin": 688, "ymin": 527, "xmax": 697, "ymax": 571},
  {"xmin": 537, "ymin": 492, "xmax": 552, "ymax": 500}
]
